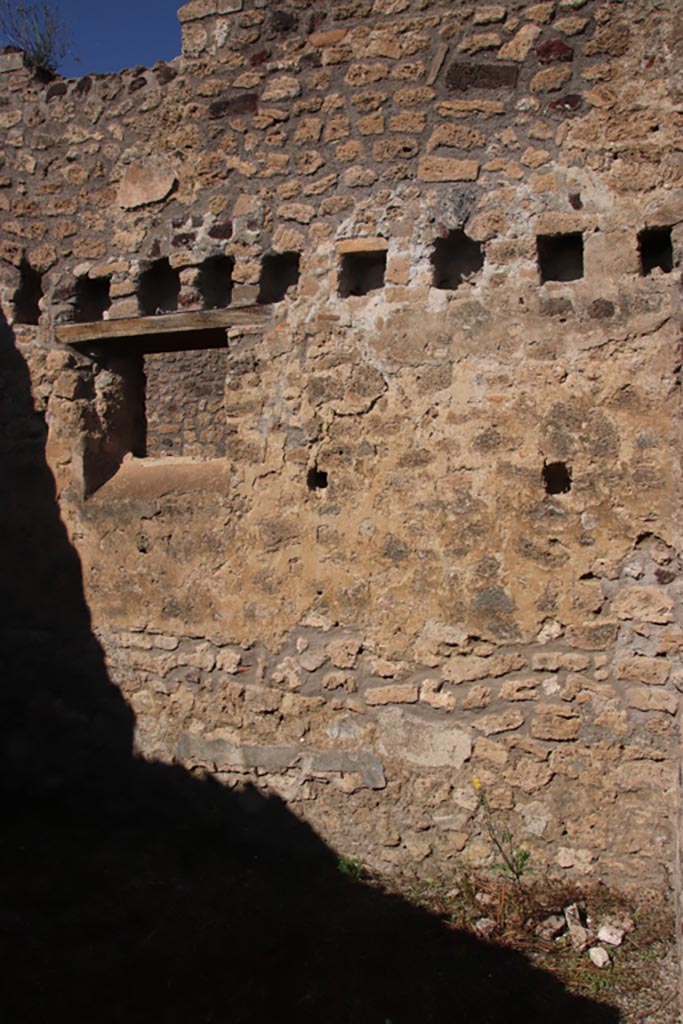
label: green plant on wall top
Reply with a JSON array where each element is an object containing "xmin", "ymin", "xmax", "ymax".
[
  {"xmin": 0, "ymin": 1, "xmax": 69, "ymax": 77},
  {"xmin": 474, "ymin": 779, "xmax": 531, "ymax": 884}
]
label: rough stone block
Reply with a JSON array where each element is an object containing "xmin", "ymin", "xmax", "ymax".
[
  {"xmin": 327, "ymin": 638, "xmax": 361, "ymax": 669},
  {"xmin": 357, "ymin": 112, "xmax": 385, "ymax": 135},
  {"xmin": 473, "ymin": 709, "xmax": 525, "ymax": 735},
  {"xmin": 427, "ymin": 124, "xmax": 485, "ymax": 151},
  {"xmin": 526, "ymin": 2, "xmax": 555, "ymax": 22},
  {"xmin": 627, "ymin": 688, "xmax": 678, "ymax": 715},
  {"xmin": 613, "ymin": 587, "xmax": 675, "ymax": 624},
  {"xmin": 263, "ymin": 75, "xmax": 301, "ymax": 102},
  {"xmin": 458, "ymin": 33, "xmax": 503, "ymax": 54},
  {"xmin": 393, "ymin": 86, "xmax": 434, "ymax": 106},
  {"xmin": 118, "ymin": 161, "xmax": 177, "ymax": 209},
  {"xmin": 310, "ymin": 29, "xmax": 349, "ymax": 47},
  {"xmin": 443, "ymin": 653, "xmax": 526, "ymax": 684},
  {"xmin": 532, "ymin": 705, "xmax": 581, "ymax": 741},
  {"xmin": 555, "ymin": 15, "xmax": 589, "ymax": 34},
  {"xmin": 498, "ymin": 24, "xmax": 541, "ymax": 60},
  {"xmin": 474, "ymin": 737, "xmax": 509, "ymax": 766},
  {"xmin": 377, "ymin": 709, "xmax": 471, "ymax": 768},
  {"xmin": 462, "ymin": 684, "xmax": 492, "ymax": 709},
  {"xmin": 437, "ymin": 98, "xmax": 505, "ymax": 117},
  {"xmin": 335, "ymin": 140, "xmax": 364, "ymax": 163},
  {"xmin": 0, "ymin": 51, "xmax": 24, "ymax": 72},
  {"xmin": 277, "ymin": 202, "xmax": 315, "ymax": 224},
  {"xmin": 288, "ymin": 638, "xmax": 319, "ymax": 669},
  {"xmin": 530, "ymin": 66, "xmax": 572, "ymax": 92},
  {"xmin": 501, "ymin": 679, "xmax": 538, "ymax": 701},
  {"xmin": 373, "ymin": 136, "xmax": 419, "ymax": 160},
  {"xmin": 303, "ymin": 750, "xmax": 386, "ymax": 789},
  {"xmin": 366, "ymin": 683, "xmax": 419, "ymax": 705},
  {"xmin": 178, "ymin": 0, "xmax": 242, "ymax": 23},
  {"xmin": 505, "ymin": 757, "xmax": 554, "ymax": 793},
  {"xmin": 617, "ymin": 657, "xmax": 669, "ymax": 686},
  {"xmin": 345, "ymin": 63, "xmax": 388, "ymax": 87},
  {"xmin": 474, "ymin": 6, "xmax": 507, "ymax": 24},
  {"xmin": 420, "ymin": 679, "xmax": 456, "ymax": 710},
  {"xmin": 0, "ymin": 110, "xmax": 22, "ymax": 129},
  {"xmin": 418, "ymin": 157, "xmax": 480, "ymax": 182},
  {"xmin": 336, "ymin": 236, "xmax": 388, "ymax": 253},
  {"xmin": 176, "ymin": 735, "xmax": 299, "ymax": 771}
]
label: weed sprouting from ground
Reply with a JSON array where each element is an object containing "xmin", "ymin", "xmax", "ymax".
[
  {"xmin": 473, "ymin": 777, "xmax": 531, "ymax": 883},
  {"xmin": 338, "ymin": 855, "xmax": 365, "ymax": 882}
]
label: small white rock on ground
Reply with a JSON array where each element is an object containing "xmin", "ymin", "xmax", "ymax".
[
  {"xmin": 589, "ymin": 946, "xmax": 611, "ymax": 968},
  {"xmin": 597, "ymin": 923, "xmax": 625, "ymax": 946}
]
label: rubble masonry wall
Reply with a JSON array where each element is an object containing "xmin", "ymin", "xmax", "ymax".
[{"xmin": 1, "ymin": 0, "xmax": 683, "ymax": 890}]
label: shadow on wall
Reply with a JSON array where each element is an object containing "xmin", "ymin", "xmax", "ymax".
[{"xmin": 0, "ymin": 314, "xmax": 619, "ymax": 1023}]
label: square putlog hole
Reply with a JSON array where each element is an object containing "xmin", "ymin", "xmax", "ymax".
[
  {"xmin": 338, "ymin": 251, "xmax": 387, "ymax": 297},
  {"xmin": 198, "ymin": 255, "xmax": 234, "ymax": 309},
  {"xmin": 638, "ymin": 226, "xmax": 673, "ymax": 276},
  {"xmin": 537, "ymin": 233, "xmax": 584, "ymax": 283},
  {"xmin": 138, "ymin": 258, "xmax": 180, "ymax": 316},
  {"xmin": 431, "ymin": 229, "xmax": 484, "ymax": 290},
  {"xmin": 542, "ymin": 461, "xmax": 572, "ymax": 494},
  {"xmin": 13, "ymin": 258, "xmax": 43, "ymax": 325},
  {"xmin": 257, "ymin": 251, "xmax": 300, "ymax": 304},
  {"xmin": 75, "ymin": 275, "xmax": 111, "ymax": 323}
]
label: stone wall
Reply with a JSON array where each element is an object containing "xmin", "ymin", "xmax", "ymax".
[
  {"xmin": 1, "ymin": 0, "xmax": 682, "ymax": 894},
  {"xmin": 145, "ymin": 347, "xmax": 229, "ymax": 458}
]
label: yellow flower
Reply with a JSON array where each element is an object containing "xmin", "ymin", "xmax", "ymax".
[{"xmin": 473, "ymin": 777, "xmax": 482, "ymax": 790}]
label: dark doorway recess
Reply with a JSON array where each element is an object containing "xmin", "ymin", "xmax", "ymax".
[
  {"xmin": 339, "ymin": 250, "xmax": 386, "ymax": 297},
  {"xmin": 13, "ymin": 258, "xmax": 43, "ymax": 325},
  {"xmin": 543, "ymin": 461, "xmax": 572, "ymax": 494},
  {"xmin": 307, "ymin": 466, "xmax": 328, "ymax": 491},
  {"xmin": 138, "ymin": 258, "xmax": 180, "ymax": 316},
  {"xmin": 75, "ymin": 276, "xmax": 111, "ymax": 323},
  {"xmin": 431, "ymin": 229, "xmax": 484, "ymax": 289},
  {"xmin": 257, "ymin": 251, "xmax": 300, "ymax": 304},
  {"xmin": 537, "ymin": 233, "xmax": 584, "ymax": 283},
  {"xmin": 198, "ymin": 255, "xmax": 234, "ymax": 309},
  {"xmin": 638, "ymin": 226, "xmax": 673, "ymax": 276}
]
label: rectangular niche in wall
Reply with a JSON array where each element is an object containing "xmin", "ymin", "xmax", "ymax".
[
  {"xmin": 79, "ymin": 328, "xmax": 232, "ymax": 494},
  {"xmin": 638, "ymin": 226, "xmax": 673, "ymax": 276},
  {"xmin": 537, "ymin": 233, "xmax": 584, "ymax": 283}
]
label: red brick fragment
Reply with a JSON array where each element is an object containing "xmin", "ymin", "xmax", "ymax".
[{"xmin": 537, "ymin": 39, "xmax": 574, "ymax": 64}]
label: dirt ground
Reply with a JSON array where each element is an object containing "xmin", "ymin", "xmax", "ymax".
[
  {"xmin": 1, "ymin": 770, "xmax": 677, "ymax": 1024},
  {"xmin": 391, "ymin": 872, "xmax": 679, "ymax": 1024}
]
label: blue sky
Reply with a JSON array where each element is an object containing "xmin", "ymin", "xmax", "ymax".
[{"xmin": 1, "ymin": 0, "xmax": 182, "ymax": 78}]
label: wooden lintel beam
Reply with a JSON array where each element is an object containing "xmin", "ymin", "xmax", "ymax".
[{"xmin": 56, "ymin": 305, "xmax": 272, "ymax": 345}]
